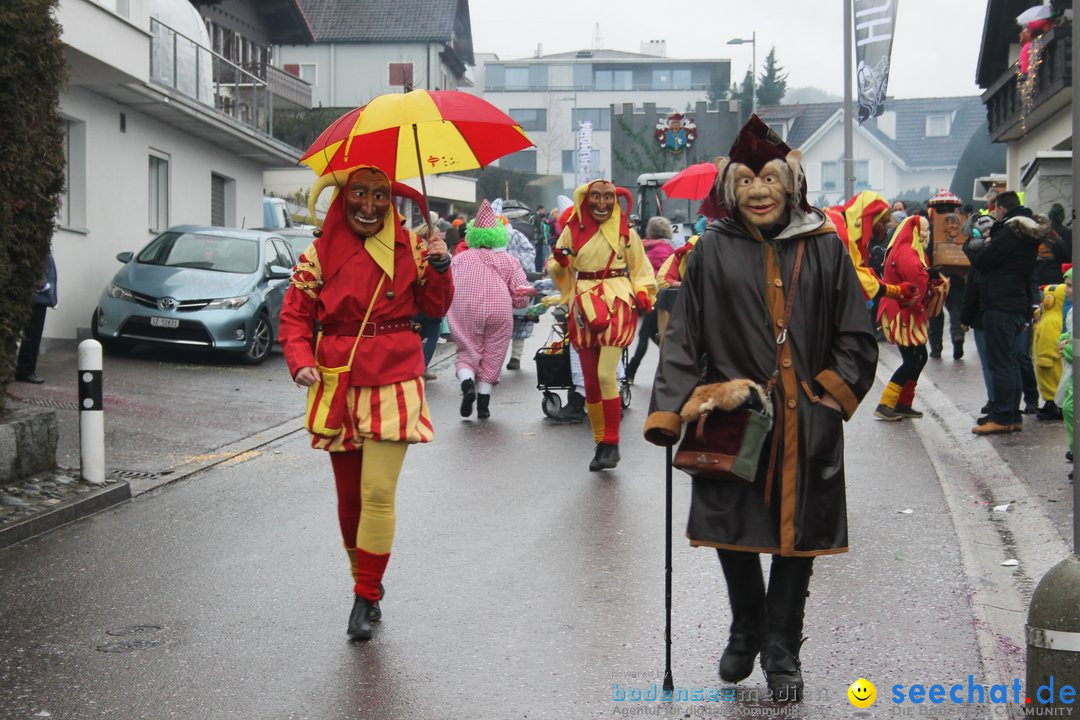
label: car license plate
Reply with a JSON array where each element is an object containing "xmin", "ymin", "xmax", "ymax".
[{"xmin": 150, "ymin": 317, "xmax": 179, "ymax": 329}]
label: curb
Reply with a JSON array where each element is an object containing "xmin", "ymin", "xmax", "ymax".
[{"xmin": 0, "ymin": 480, "xmax": 132, "ymax": 550}]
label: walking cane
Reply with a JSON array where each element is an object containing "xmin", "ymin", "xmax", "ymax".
[{"xmin": 663, "ymin": 445, "xmax": 674, "ymax": 693}]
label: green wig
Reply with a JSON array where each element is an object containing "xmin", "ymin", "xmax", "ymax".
[{"xmin": 465, "ymin": 219, "xmax": 509, "ymax": 249}]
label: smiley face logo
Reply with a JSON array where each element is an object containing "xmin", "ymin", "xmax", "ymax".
[{"xmin": 848, "ymin": 678, "xmax": 876, "ymax": 708}]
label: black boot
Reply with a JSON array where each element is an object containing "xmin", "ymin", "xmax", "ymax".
[
  {"xmin": 952, "ymin": 334, "xmax": 965, "ymax": 360},
  {"xmin": 368, "ymin": 583, "xmax": 385, "ymax": 623},
  {"xmin": 347, "ymin": 595, "xmax": 375, "ymax": 640},
  {"xmin": 552, "ymin": 390, "xmax": 586, "ymax": 422},
  {"xmin": 761, "ymin": 556, "xmax": 814, "ymax": 702},
  {"xmin": 717, "ymin": 551, "xmax": 766, "ymax": 683},
  {"xmin": 460, "ymin": 378, "xmax": 476, "ymax": 417},
  {"xmin": 589, "ymin": 442, "xmax": 620, "ymax": 471},
  {"xmin": 477, "ymin": 394, "xmax": 490, "ymax": 419},
  {"xmin": 625, "ymin": 357, "xmax": 640, "ymax": 385}
]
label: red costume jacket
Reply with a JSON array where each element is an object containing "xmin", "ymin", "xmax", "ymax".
[{"xmin": 280, "ymin": 209, "xmax": 454, "ymax": 387}]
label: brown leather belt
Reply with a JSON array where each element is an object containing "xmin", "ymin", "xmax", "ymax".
[
  {"xmin": 321, "ymin": 317, "xmax": 418, "ymax": 337},
  {"xmin": 577, "ymin": 268, "xmax": 628, "ymax": 280}
]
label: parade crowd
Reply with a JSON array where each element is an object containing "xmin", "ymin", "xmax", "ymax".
[{"xmin": 279, "ymin": 113, "xmax": 1073, "ymax": 705}]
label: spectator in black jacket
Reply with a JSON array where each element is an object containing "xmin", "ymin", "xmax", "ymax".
[{"xmin": 970, "ymin": 192, "xmax": 1045, "ymax": 434}]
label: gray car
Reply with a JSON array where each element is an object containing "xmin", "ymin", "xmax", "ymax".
[{"xmin": 92, "ymin": 226, "xmax": 297, "ymax": 364}]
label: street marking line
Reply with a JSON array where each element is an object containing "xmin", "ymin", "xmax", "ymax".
[{"xmin": 876, "ymin": 350, "xmax": 1069, "ymax": 702}]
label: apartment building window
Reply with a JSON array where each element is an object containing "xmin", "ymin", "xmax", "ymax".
[
  {"xmin": 93, "ymin": 0, "xmax": 129, "ymax": 16},
  {"xmin": 211, "ymin": 173, "xmax": 236, "ymax": 227},
  {"xmin": 149, "ymin": 154, "xmax": 170, "ymax": 233},
  {"xmin": 500, "ymin": 150, "xmax": 537, "ymax": 173},
  {"xmin": 55, "ymin": 119, "xmax": 87, "ymax": 230},
  {"xmin": 672, "ymin": 69, "xmax": 693, "ymax": 90},
  {"xmin": 821, "ymin": 160, "xmax": 870, "ymax": 191},
  {"xmin": 594, "ymin": 69, "xmax": 632, "ymax": 90},
  {"xmin": 925, "ymin": 114, "xmax": 951, "ymax": 137},
  {"xmin": 283, "ymin": 63, "xmax": 317, "ymax": 86},
  {"xmin": 389, "ymin": 63, "xmax": 413, "ymax": 87},
  {"xmin": 572, "ymin": 108, "xmax": 609, "ymax": 131},
  {"xmin": 821, "ymin": 161, "xmax": 838, "ymax": 191},
  {"xmin": 652, "ymin": 69, "xmax": 672, "ymax": 89},
  {"xmin": 510, "ymin": 109, "xmax": 547, "ymax": 132},
  {"xmin": 504, "ymin": 67, "xmax": 529, "ymax": 90}
]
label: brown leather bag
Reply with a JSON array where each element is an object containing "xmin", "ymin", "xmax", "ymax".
[{"xmin": 671, "ymin": 239, "xmax": 806, "ymax": 487}]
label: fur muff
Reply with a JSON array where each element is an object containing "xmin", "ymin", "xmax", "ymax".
[
  {"xmin": 1006, "ymin": 214, "xmax": 1051, "ymax": 244},
  {"xmin": 680, "ymin": 379, "xmax": 768, "ymax": 423}
]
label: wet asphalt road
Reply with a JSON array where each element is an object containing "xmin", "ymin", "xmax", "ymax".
[{"xmin": 0, "ymin": 324, "xmax": 1045, "ymax": 719}]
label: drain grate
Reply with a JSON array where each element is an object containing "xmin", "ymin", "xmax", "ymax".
[
  {"xmin": 107, "ymin": 469, "xmax": 170, "ymax": 481},
  {"xmin": 10, "ymin": 396, "xmax": 79, "ymax": 411}
]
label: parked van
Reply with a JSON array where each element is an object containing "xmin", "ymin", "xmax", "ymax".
[{"xmin": 262, "ymin": 197, "xmax": 295, "ymax": 230}]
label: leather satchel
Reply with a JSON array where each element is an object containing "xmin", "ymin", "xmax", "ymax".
[{"xmin": 672, "ymin": 380, "xmax": 773, "ymax": 482}]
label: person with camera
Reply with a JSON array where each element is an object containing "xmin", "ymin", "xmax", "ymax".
[{"xmin": 548, "ymin": 180, "xmax": 655, "ymax": 471}]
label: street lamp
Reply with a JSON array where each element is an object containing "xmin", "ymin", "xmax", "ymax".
[{"xmin": 727, "ymin": 32, "xmax": 756, "ymax": 115}]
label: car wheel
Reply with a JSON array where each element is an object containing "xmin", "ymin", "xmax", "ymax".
[
  {"xmin": 241, "ymin": 312, "xmax": 273, "ymax": 365},
  {"xmin": 91, "ymin": 309, "xmax": 132, "ymax": 354}
]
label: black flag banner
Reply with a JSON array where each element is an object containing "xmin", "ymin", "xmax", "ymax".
[{"xmin": 854, "ymin": 0, "xmax": 899, "ymax": 122}]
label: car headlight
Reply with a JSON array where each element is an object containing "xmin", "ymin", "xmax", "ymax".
[
  {"xmin": 107, "ymin": 283, "xmax": 134, "ymax": 300},
  {"xmin": 204, "ymin": 295, "xmax": 250, "ymax": 310}
]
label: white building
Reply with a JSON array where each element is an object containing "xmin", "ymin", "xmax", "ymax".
[
  {"xmin": 52, "ymin": 0, "xmax": 310, "ymax": 341},
  {"xmin": 470, "ymin": 46, "xmax": 730, "ymax": 189},
  {"xmin": 977, "ymin": 0, "xmax": 1073, "ymax": 215},
  {"xmin": 758, "ymin": 96, "xmax": 986, "ymax": 207},
  {"xmin": 271, "ymin": 0, "xmax": 478, "ymax": 214}
]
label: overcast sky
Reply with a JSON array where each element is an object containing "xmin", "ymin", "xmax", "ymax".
[{"xmin": 468, "ymin": 0, "xmax": 990, "ymax": 99}]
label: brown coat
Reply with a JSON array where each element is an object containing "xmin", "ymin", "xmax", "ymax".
[{"xmin": 644, "ymin": 211, "xmax": 878, "ymax": 556}]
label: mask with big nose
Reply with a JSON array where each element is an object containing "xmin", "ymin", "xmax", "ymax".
[
  {"xmin": 733, "ymin": 161, "xmax": 791, "ymax": 228},
  {"xmin": 343, "ymin": 167, "xmax": 392, "ymax": 238},
  {"xmin": 586, "ymin": 181, "xmax": 617, "ymax": 224}
]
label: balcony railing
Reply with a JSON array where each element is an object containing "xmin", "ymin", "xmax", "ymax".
[
  {"xmin": 983, "ymin": 23, "xmax": 1072, "ymax": 142},
  {"xmin": 249, "ymin": 62, "xmax": 312, "ymax": 110},
  {"xmin": 150, "ymin": 18, "xmax": 274, "ymax": 136}
]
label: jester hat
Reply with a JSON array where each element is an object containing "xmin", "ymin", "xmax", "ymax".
[{"xmin": 713, "ymin": 114, "xmax": 811, "ymax": 216}]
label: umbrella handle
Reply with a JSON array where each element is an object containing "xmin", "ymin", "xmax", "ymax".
[{"xmin": 411, "ymin": 124, "xmax": 432, "ymax": 242}]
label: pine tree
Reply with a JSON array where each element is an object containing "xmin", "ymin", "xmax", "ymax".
[
  {"xmin": 730, "ymin": 68, "xmax": 754, "ymax": 123},
  {"xmin": 756, "ymin": 47, "xmax": 789, "ymax": 107}
]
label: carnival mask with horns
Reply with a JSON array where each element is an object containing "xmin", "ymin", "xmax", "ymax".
[{"xmin": 712, "ymin": 115, "xmax": 810, "ymax": 228}]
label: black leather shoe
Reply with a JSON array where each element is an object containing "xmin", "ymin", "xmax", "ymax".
[
  {"xmin": 460, "ymin": 379, "xmax": 476, "ymax": 417},
  {"xmin": 347, "ymin": 595, "xmax": 375, "ymax": 640},
  {"xmin": 476, "ymin": 394, "xmax": 490, "ymax": 420},
  {"xmin": 719, "ymin": 631, "xmax": 760, "ymax": 682},
  {"xmin": 506, "ymin": 358, "xmax": 520, "ymax": 371},
  {"xmin": 368, "ymin": 583, "xmax": 385, "ymax": 623},
  {"xmin": 762, "ymin": 637, "xmax": 805, "ymax": 702},
  {"xmin": 589, "ymin": 442, "xmax": 620, "ymax": 471},
  {"xmin": 15, "ymin": 373, "xmax": 44, "ymax": 384}
]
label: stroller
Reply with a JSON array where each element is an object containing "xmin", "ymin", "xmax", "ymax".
[{"xmin": 533, "ymin": 304, "xmax": 632, "ymax": 418}]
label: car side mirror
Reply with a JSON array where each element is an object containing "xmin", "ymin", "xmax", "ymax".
[
  {"xmin": 116, "ymin": 251, "xmax": 133, "ymax": 263},
  {"xmin": 267, "ymin": 265, "xmax": 292, "ymax": 279}
]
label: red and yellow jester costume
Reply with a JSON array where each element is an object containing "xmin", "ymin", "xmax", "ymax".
[
  {"xmin": 547, "ymin": 180, "xmax": 656, "ymax": 471},
  {"xmin": 825, "ymin": 191, "xmax": 913, "ymax": 302},
  {"xmin": 874, "ymin": 215, "xmax": 948, "ymax": 420},
  {"xmin": 279, "ymin": 166, "xmax": 453, "ymax": 640}
]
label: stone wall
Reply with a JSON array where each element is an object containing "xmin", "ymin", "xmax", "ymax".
[
  {"xmin": 0, "ymin": 406, "xmax": 58, "ymax": 483},
  {"xmin": 609, "ymin": 100, "xmax": 743, "ymax": 191}
]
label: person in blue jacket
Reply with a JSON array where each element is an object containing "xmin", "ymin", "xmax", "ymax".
[{"xmin": 16, "ymin": 253, "xmax": 57, "ymax": 384}]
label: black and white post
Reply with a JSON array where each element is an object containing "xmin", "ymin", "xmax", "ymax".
[{"xmin": 78, "ymin": 339, "xmax": 105, "ymax": 485}]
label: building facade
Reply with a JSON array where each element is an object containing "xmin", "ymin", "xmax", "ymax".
[
  {"xmin": 758, "ymin": 96, "xmax": 986, "ymax": 208},
  {"xmin": 471, "ymin": 47, "xmax": 729, "ymax": 191},
  {"xmin": 977, "ymin": 0, "xmax": 1073, "ymax": 216},
  {"xmin": 52, "ymin": 0, "xmax": 309, "ymax": 341}
]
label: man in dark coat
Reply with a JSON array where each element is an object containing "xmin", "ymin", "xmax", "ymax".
[
  {"xmin": 644, "ymin": 116, "xmax": 878, "ymax": 702},
  {"xmin": 16, "ymin": 253, "xmax": 58, "ymax": 384},
  {"xmin": 970, "ymin": 191, "xmax": 1044, "ymax": 434}
]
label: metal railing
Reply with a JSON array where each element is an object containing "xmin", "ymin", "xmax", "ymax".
[
  {"xmin": 249, "ymin": 62, "xmax": 312, "ymax": 110},
  {"xmin": 149, "ymin": 18, "xmax": 274, "ymax": 136},
  {"xmin": 984, "ymin": 23, "xmax": 1073, "ymax": 142}
]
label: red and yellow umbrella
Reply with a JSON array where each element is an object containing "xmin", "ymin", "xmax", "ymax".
[{"xmin": 301, "ymin": 90, "xmax": 534, "ymax": 181}]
